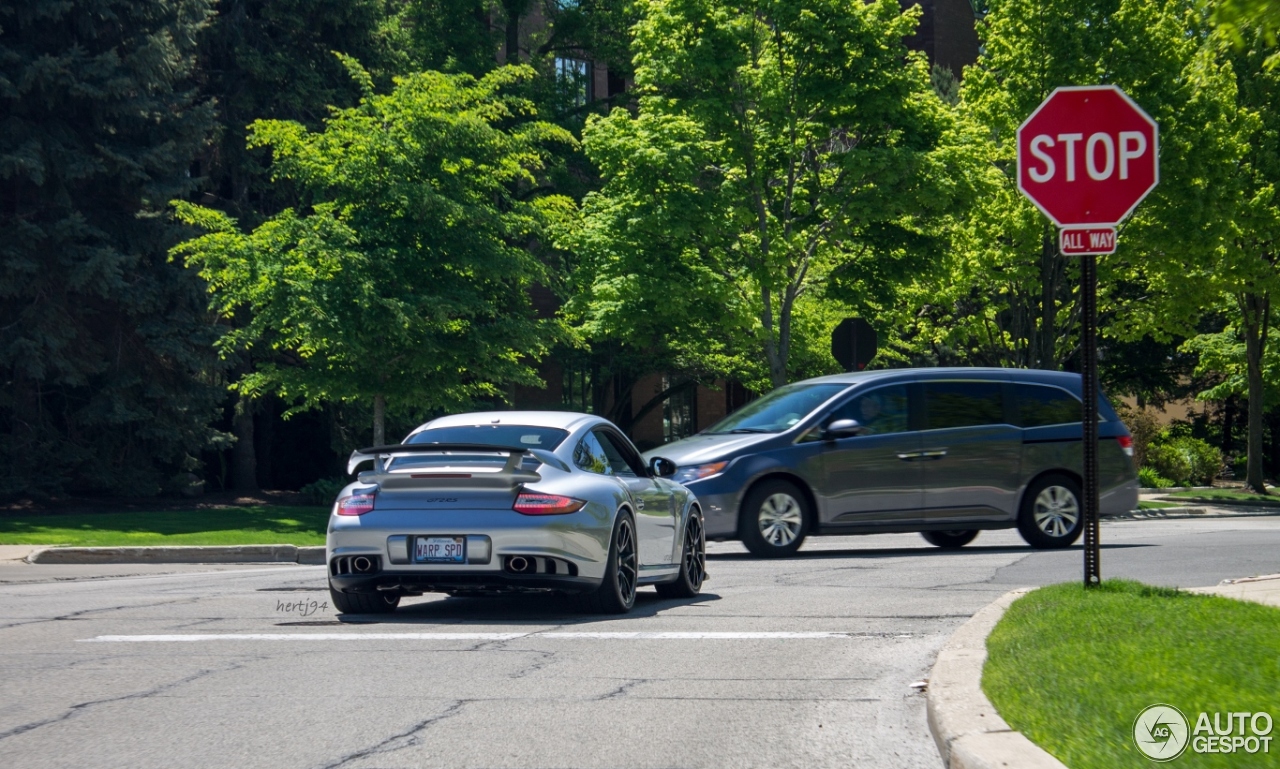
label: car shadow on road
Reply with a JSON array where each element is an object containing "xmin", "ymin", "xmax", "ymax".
[
  {"xmin": 707, "ymin": 542, "xmax": 1154, "ymax": 561},
  {"xmin": 317, "ymin": 590, "xmax": 725, "ymax": 625}
]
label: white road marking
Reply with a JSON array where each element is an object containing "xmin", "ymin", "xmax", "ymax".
[{"xmin": 80, "ymin": 631, "xmax": 900, "ymax": 643}]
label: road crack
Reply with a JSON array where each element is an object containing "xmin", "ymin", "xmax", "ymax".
[
  {"xmin": 315, "ymin": 700, "xmax": 467, "ymax": 769},
  {"xmin": 0, "ymin": 657, "xmax": 259, "ymax": 743}
]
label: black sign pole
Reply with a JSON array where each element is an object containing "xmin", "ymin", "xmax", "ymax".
[{"xmin": 1081, "ymin": 252, "xmax": 1101, "ymax": 586}]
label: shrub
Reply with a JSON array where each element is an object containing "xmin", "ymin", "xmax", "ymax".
[
  {"xmin": 1145, "ymin": 444, "xmax": 1193, "ymax": 486},
  {"xmin": 300, "ymin": 477, "xmax": 346, "ymax": 506},
  {"xmin": 1145, "ymin": 436, "xmax": 1223, "ymax": 486},
  {"xmin": 1114, "ymin": 403, "xmax": 1160, "ymax": 469},
  {"xmin": 1138, "ymin": 466, "xmax": 1174, "ymax": 488},
  {"xmin": 1167, "ymin": 436, "xmax": 1222, "ymax": 486}
]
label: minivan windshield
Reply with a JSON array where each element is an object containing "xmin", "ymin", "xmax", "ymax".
[{"xmin": 705, "ymin": 383, "xmax": 847, "ymax": 434}]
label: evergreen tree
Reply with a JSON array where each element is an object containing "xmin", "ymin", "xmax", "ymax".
[{"xmin": 0, "ymin": 0, "xmax": 224, "ymax": 496}]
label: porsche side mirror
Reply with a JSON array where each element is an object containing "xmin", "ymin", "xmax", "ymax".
[{"xmin": 649, "ymin": 457, "xmax": 677, "ymax": 478}]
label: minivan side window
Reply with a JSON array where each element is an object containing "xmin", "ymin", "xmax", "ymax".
[
  {"xmin": 1016, "ymin": 384, "xmax": 1081, "ymax": 427},
  {"xmin": 827, "ymin": 385, "xmax": 910, "ymax": 436},
  {"xmin": 925, "ymin": 381, "xmax": 1004, "ymax": 429}
]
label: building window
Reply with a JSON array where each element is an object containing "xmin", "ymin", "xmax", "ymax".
[
  {"xmin": 555, "ymin": 57, "xmax": 592, "ymax": 106},
  {"xmin": 662, "ymin": 376, "xmax": 697, "ymax": 443},
  {"xmin": 563, "ymin": 365, "xmax": 592, "ymax": 413}
]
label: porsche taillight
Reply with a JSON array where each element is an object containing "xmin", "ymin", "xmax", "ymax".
[
  {"xmin": 337, "ymin": 492, "xmax": 377, "ymax": 516},
  {"xmin": 513, "ymin": 493, "xmax": 586, "ymax": 515}
]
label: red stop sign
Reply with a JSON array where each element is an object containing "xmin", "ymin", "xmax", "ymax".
[{"xmin": 1017, "ymin": 86, "xmax": 1158, "ymax": 227}]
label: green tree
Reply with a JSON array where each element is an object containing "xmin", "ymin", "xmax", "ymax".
[
  {"xmin": 1214, "ymin": 0, "xmax": 1280, "ymax": 68},
  {"xmin": 173, "ymin": 64, "xmax": 573, "ymax": 445},
  {"xmin": 570, "ymin": 0, "xmax": 972, "ymax": 390},
  {"xmin": 0, "ymin": 0, "xmax": 225, "ymax": 496},
  {"xmin": 904, "ymin": 0, "xmax": 1246, "ymax": 372},
  {"xmin": 1179, "ymin": 25, "xmax": 1280, "ymax": 491}
]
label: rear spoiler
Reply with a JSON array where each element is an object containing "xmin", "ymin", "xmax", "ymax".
[{"xmin": 347, "ymin": 443, "xmax": 568, "ymax": 488}]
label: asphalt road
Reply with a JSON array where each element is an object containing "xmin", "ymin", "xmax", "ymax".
[{"xmin": 1, "ymin": 515, "xmax": 1278, "ymax": 769}]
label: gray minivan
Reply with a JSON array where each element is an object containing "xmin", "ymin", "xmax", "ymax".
[{"xmin": 645, "ymin": 368, "xmax": 1138, "ymax": 557}]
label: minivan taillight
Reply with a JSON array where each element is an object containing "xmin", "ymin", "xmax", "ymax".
[
  {"xmin": 1117, "ymin": 435, "xmax": 1134, "ymax": 456},
  {"xmin": 337, "ymin": 493, "xmax": 376, "ymax": 516},
  {"xmin": 513, "ymin": 493, "xmax": 586, "ymax": 515}
]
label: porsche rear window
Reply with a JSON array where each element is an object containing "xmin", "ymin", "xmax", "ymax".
[{"xmin": 406, "ymin": 425, "xmax": 569, "ymax": 449}]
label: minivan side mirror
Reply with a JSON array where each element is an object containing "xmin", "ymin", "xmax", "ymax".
[
  {"xmin": 649, "ymin": 456, "xmax": 678, "ymax": 478},
  {"xmin": 824, "ymin": 419, "xmax": 867, "ymax": 439}
]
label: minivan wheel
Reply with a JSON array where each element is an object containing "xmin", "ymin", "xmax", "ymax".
[
  {"xmin": 740, "ymin": 480, "xmax": 809, "ymax": 558},
  {"xmin": 1017, "ymin": 474, "xmax": 1084, "ymax": 549},
  {"xmin": 921, "ymin": 530, "xmax": 979, "ymax": 549}
]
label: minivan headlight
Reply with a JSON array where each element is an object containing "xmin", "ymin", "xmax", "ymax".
[{"xmin": 672, "ymin": 461, "xmax": 728, "ymax": 484}]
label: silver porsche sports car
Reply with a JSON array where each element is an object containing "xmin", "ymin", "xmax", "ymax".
[{"xmin": 327, "ymin": 411, "xmax": 706, "ymax": 615}]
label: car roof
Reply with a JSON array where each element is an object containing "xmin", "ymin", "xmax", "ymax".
[
  {"xmin": 413, "ymin": 410, "xmax": 602, "ymax": 433},
  {"xmin": 799, "ymin": 367, "xmax": 1083, "ymax": 392}
]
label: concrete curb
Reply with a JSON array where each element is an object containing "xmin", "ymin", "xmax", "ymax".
[
  {"xmin": 926, "ymin": 588, "xmax": 1068, "ymax": 769},
  {"xmin": 1105, "ymin": 506, "xmax": 1280, "ymax": 520},
  {"xmin": 25, "ymin": 545, "xmax": 326, "ymax": 565}
]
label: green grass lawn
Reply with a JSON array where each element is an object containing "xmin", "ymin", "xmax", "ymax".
[
  {"xmin": 1165, "ymin": 489, "xmax": 1280, "ymax": 504},
  {"xmin": 1138, "ymin": 500, "xmax": 1180, "ymax": 510},
  {"xmin": 984, "ymin": 581, "xmax": 1280, "ymax": 768},
  {"xmin": 0, "ymin": 506, "xmax": 330, "ymax": 547}
]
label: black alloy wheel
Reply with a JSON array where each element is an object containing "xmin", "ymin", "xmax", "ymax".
[
  {"xmin": 657, "ymin": 510, "xmax": 707, "ymax": 598},
  {"xmin": 580, "ymin": 512, "xmax": 639, "ymax": 614}
]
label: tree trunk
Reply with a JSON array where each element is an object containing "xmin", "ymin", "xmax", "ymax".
[
  {"xmin": 255, "ymin": 398, "xmax": 274, "ymax": 490},
  {"xmin": 502, "ymin": 0, "xmax": 528, "ymax": 63},
  {"xmin": 231, "ymin": 395, "xmax": 258, "ymax": 492},
  {"xmin": 1241, "ymin": 292, "xmax": 1270, "ymax": 494},
  {"xmin": 373, "ymin": 394, "xmax": 386, "ymax": 447}
]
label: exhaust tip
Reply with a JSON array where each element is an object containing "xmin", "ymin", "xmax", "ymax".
[
  {"xmin": 507, "ymin": 556, "xmax": 529, "ymax": 573},
  {"xmin": 353, "ymin": 556, "xmax": 374, "ymax": 573}
]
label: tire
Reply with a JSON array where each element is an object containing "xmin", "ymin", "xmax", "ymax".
[
  {"xmin": 578, "ymin": 511, "xmax": 639, "ymax": 614},
  {"xmin": 656, "ymin": 509, "xmax": 707, "ymax": 599},
  {"xmin": 329, "ymin": 583, "xmax": 400, "ymax": 615},
  {"xmin": 921, "ymin": 530, "xmax": 980, "ymax": 549},
  {"xmin": 739, "ymin": 479, "xmax": 810, "ymax": 558},
  {"xmin": 1017, "ymin": 474, "xmax": 1084, "ymax": 549}
]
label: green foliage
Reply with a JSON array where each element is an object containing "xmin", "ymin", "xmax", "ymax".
[
  {"xmin": 0, "ymin": 0, "xmax": 227, "ymax": 496},
  {"xmin": 1214, "ymin": 0, "xmax": 1280, "ymax": 68},
  {"xmin": 1137, "ymin": 466, "xmax": 1175, "ymax": 488},
  {"xmin": 985, "ymin": 580, "xmax": 1280, "ymax": 769},
  {"xmin": 569, "ymin": 0, "xmax": 975, "ymax": 390},
  {"xmin": 1114, "ymin": 402, "xmax": 1161, "ymax": 468},
  {"xmin": 1147, "ymin": 434, "xmax": 1223, "ymax": 485},
  {"xmin": 900, "ymin": 0, "xmax": 1252, "ymax": 372},
  {"xmin": 195, "ymin": 0, "xmax": 404, "ymax": 225},
  {"xmin": 173, "ymin": 65, "xmax": 574, "ymax": 436},
  {"xmin": 299, "ymin": 477, "xmax": 345, "ymax": 506}
]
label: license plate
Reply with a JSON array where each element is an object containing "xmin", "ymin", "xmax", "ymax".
[{"xmin": 414, "ymin": 536, "xmax": 466, "ymax": 563}]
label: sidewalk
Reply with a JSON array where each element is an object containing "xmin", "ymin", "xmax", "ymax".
[{"xmin": 1185, "ymin": 572, "xmax": 1280, "ymax": 608}]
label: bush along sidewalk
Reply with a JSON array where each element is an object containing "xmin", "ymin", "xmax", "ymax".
[{"xmin": 983, "ymin": 581, "xmax": 1280, "ymax": 768}]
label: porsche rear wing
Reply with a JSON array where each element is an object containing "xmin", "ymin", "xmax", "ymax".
[{"xmin": 347, "ymin": 443, "xmax": 568, "ymax": 490}]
